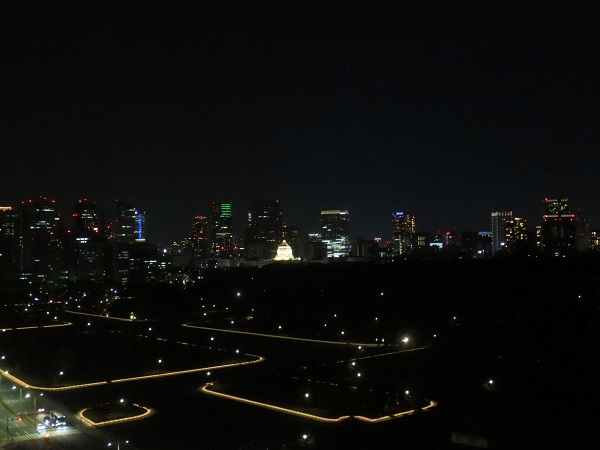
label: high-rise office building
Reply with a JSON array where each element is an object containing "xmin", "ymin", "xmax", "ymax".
[
  {"xmin": 541, "ymin": 198, "xmax": 590, "ymax": 256},
  {"xmin": 246, "ymin": 200, "xmax": 283, "ymax": 259},
  {"xmin": 115, "ymin": 201, "xmax": 141, "ymax": 243},
  {"xmin": 74, "ymin": 199, "xmax": 104, "ymax": 235},
  {"xmin": 21, "ymin": 197, "xmax": 62, "ymax": 272},
  {"xmin": 392, "ymin": 212, "xmax": 416, "ymax": 255},
  {"xmin": 543, "ymin": 198, "xmax": 570, "ymax": 215},
  {"xmin": 0, "ymin": 206, "xmax": 20, "ymax": 278},
  {"xmin": 191, "ymin": 215, "xmax": 210, "ymax": 260},
  {"xmin": 491, "ymin": 211, "xmax": 513, "ymax": 254},
  {"xmin": 505, "ymin": 217, "xmax": 528, "ymax": 254},
  {"xmin": 210, "ymin": 201, "xmax": 233, "ymax": 258},
  {"xmin": 591, "ymin": 229, "xmax": 600, "ymax": 252},
  {"xmin": 321, "ymin": 209, "xmax": 350, "ymax": 258}
]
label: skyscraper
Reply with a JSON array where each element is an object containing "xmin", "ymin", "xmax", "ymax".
[
  {"xmin": 541, "ymin": 198, "xmax": 590, "ymax": 256},
  {"xmin": 543, "ymin": 198, "xmax": 569, "ymax": 215},
  {"xmin": 21, "ymin": 197, "xmax": 62, "ymax": 272},
  {"xmin": 491, "ymin": 211, "xmax": 513, "ymax": 254},
  {"xmin": 392, "ymin": 212, "xmax": 416, "ymax": 255},
  {"xmin": 74, "ymin": 199, "xmax": 104, "ymax": 235},
  {"xmin": 210, "ymin": 201, "xmax": 233, "ymax": 258},
  {"xmin": 505, "ymin": 217, "xmax": 528, "ymax": 254},
  {"xmin": 320, "ymin": 210, "xmax": 350, "ymax": 258},
  {"xmin": 191, "ymin": 215, "xmax": 210, "ymax": 261},
  {"xmin": 115, "ymin": 201, "xmax": 140, "ymax": 243},
  {"xmin": 246, "ymin": 200, "xmax": 283, "ymax": 259},
  {"xmin": 0, "ymin": 206, "xmax": 20, "ymax": 278}
]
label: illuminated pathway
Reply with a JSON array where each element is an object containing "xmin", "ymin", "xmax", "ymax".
[
  {"xmin": 182, "ymin": 323, "xmax": 386, "ymax": 347},
  {"xmin": 201, "ymin": 383, "xmax": 437, "ymax": 423},
  {"xmin": 78, "ymin": 404, "xmax": 152, "ymax": 426},
  {"xmin": 1, "ymin": 321, "xmax": 72, "ymax": 331},
  {"xmin": 0, "ymin": 354, "xmax": 264, "ymax": 392},
  {"xmin": 67, "ymin": 311, "xmax": 392, "ymax": 348},
  {"xmin": 66, "ymin": 310, "xmax": 141, "ymax": 322}
]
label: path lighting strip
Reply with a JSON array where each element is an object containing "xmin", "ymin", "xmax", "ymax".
[
  {"xmin": 1, "ymin": 322, "xmax": 72, "ymax": 332},
  {"xmin": 0, "ymin": 355, "xmax": 264, "ymax": 392},
  {"xmin": 77, "ymin": 404, "xmax": 152, "ymax": 426},
  {"xmin": 182, "ymin": 323, "xmax": 384, "ymax": 347},
  {"xmin": 201, "ymin": 383, "xmax": 436, "ymax": 423},
  {"xmin": 66, "ymin": 310, "xmax": 138, "ymax": 322}
]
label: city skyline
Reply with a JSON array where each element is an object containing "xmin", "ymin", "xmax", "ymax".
[
  {"xmin": 1, "ymin": 193, "xmax": 596, "ymax": 247},
  {"xmin": 2, "ymin": 3, "xmax": 599, "ymax": 247}
]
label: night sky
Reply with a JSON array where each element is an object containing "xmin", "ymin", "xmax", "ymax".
[{"xmin": 2, "ymin": 2, "xmax": 599, "ymax": 245}]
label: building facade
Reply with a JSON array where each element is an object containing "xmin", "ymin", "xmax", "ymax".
[
  {"xmin": 245, "ymin": 200, "xmax": 283, "ymax": 259},
  {"xmin": 392, "ymin": 212, "xmax": 416, "ymax": 255},
  {"xmin": 210, "ymin": 201, "xmax": 233, "ymax": 258},
  {"xmin": 491, "ymin": 211, "xmax": 513, "ymax": 254},
  {"xmin": 320, "ymin": 209, "xmax": 350, "ymax": 257}
]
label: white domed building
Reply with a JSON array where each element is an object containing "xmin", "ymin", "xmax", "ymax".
[{"xmin": 273, "ymin": 240, "xmax": 296, "ymax": 261}]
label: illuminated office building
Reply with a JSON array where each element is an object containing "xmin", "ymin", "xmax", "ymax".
[
  {"xmin": 191, "ymin": 215, "xmax": 210, "ymax": 260},
  {"xmin": 591, "ymin": 229, "xmax": 600, "ymax": 252},
  {"xmin": 505, "ymin": 217, "xmax": 528, "ymax": 254},
  {"xmin": 74, "ymin": 199, "xmax": 104, "ymax": 235},
  {"xmin": 543, "ymin": 198, "xmax": 569, "ymax": 215},
  {"xmin": 21, "ymin": 197, "xmax": 62, "ymax": 272},
  {"xmin": 491, "ymin": 211, "xmax": 513, "ymax": 254},
  {"xmin": 0, "ymin": 206, "xmax": 20, "ymax": 277},
  {"xmin": 541, "ymin": 198, "xmax": 590, "ymax": 256},
  {"xmin": 210, "ymin": 201, "xmax": 233, "ymax": 258},
  {"xmin": 115, "ymin": 200, "xmax": 144, "ymax": 243},
  {"xmin": 392, "ymin": 212, "xmax": 416, "ymax": 255},
  {"xmin": 321, "ymin": 209, "xmax": 350, "ymax": 258}
]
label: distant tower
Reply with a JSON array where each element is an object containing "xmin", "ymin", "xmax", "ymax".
[
  {"xmin": 541, "ymin": 198, "xmax": 590, "ymax": 256},
  {"xmin": 491, "ymin": 211, "xmax": 513, "ymax": 254},
  {"xmin": 116, "ymin": 201, "xmax": 140, "ymax": 243},
  {"xmin": 210, "ymin": 201, "xmax": 233, "ymax": 258},
  {"xmin": 0, "ymin": 206, "xmax": 20, "ymax": 277},
  {"xmin": 74, "ymin": 199, "xmax": 104, "ymax": 235},
  {"xmin": 21, "ymin": 197, "xmax": 62, "ymax": 271},
  {"xmin": 136, "ymin": 211, "xmax": 146, "ymax": 242},
  {"xmin": 392, "ymin": 212, "xmax": 416, "ymax": 255},
  {"xmin": 320, "ymin": 210, "xmax": 350, "ymax": 257},
  {"xmin": 246, "ymin": 200, "xmax": 283, "ymax": 259},
  {"xmin": 543, "ymin": 198, "xmax": 569, "ymax": 215},
  {"xmin": 505, "ymin": 217, "xmax": 528, "ymax": 254},
  {"xmin": 191, "ymin": 215, "xmax": 210, "ymax": 260}
]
